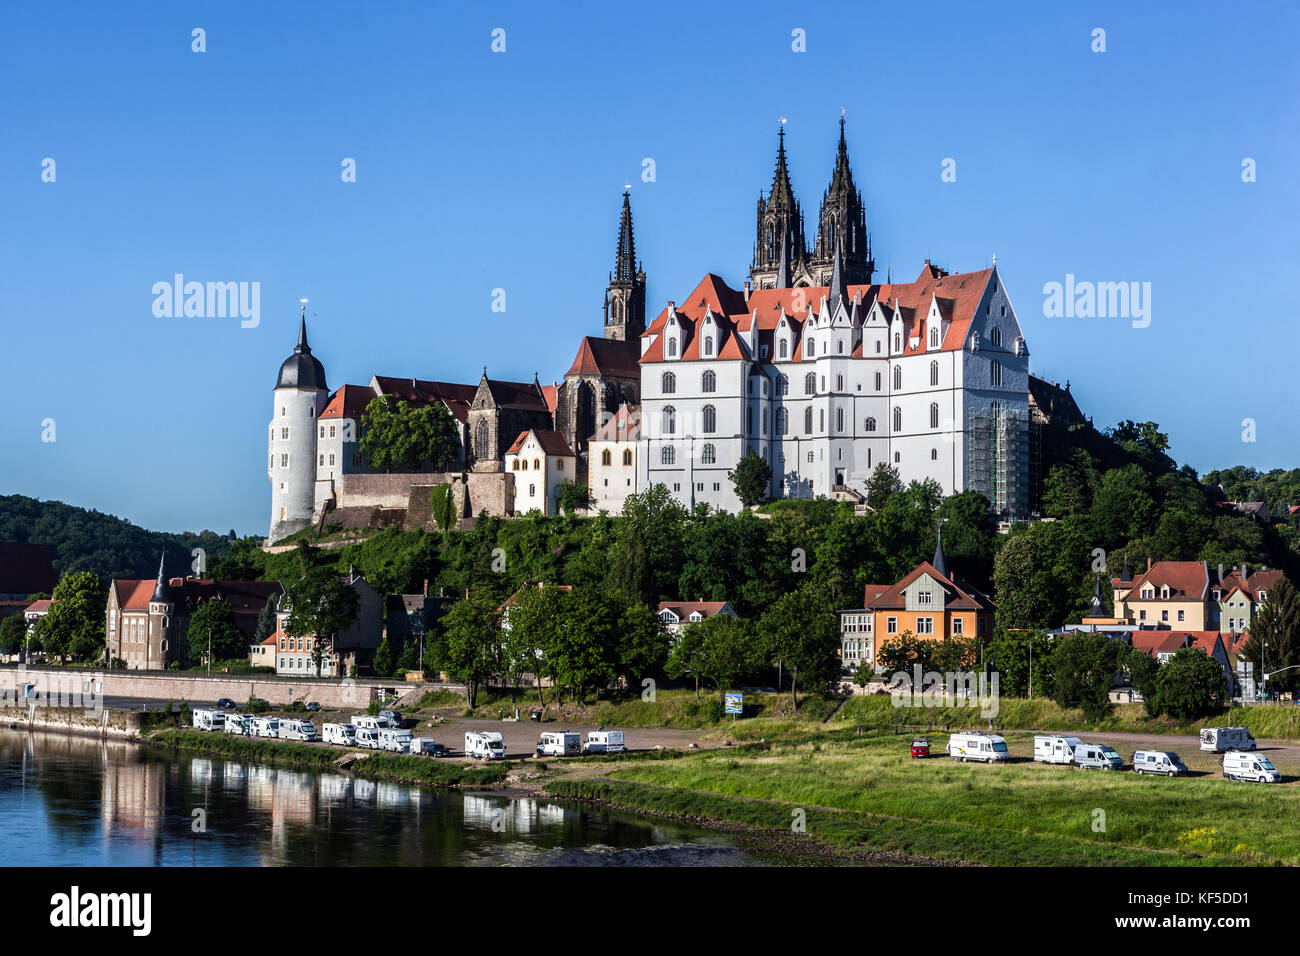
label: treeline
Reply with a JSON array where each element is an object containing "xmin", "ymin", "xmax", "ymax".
[{"xmin": 0, "ymin": 494, "xmax": 236, "ymax": 582}]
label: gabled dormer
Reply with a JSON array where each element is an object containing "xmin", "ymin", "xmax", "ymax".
[
  {"xmin": 775, "ymin": 311, "xmax": 794, "ymax": 362},
  {"xmin": 664, "ymin": 311, "xmax": 683, "ymax": 361},
  {"xmin": 698, "ymin": 309, "xmax": 718, "ymax": 360}
]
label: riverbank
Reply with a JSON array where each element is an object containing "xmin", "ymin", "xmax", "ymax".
[{"xmin": 0, "ymin": 705, "xmax": 145, "ymax": 740}]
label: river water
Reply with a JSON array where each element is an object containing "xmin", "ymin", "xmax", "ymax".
[{"xmin": 0, "ymin": 729, "xmax": 785, "ymax": 867}]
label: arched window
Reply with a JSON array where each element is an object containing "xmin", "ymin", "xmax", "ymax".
[
  {"xmin": 931, "ymin": 448, "xmax": 938, "ymax": 460},
  {"xmin": 475, "ymin": 420, "xmax": 490, "ymax": 459},
  {"xmin": 930, "ymin": 403, "xmax": 939, "ymax": 429},
  {"xmin": 704, "ymin": 336, "xmax": 713, "ymax": 356},
  {"xmin": 836, "ymin": 409, "xmax": 844, "ymax": 432},
  {"xmin": 533, "ymin": 458, "xmax": 540, "ymax": 470},
  {"xmin": 512, "ymin": 459, "xmax": 519, "ymax": 471},
  {"xmin": 894, "ymin": 333, "xmax": 901, "ymax": 352},
  {"xmin": 930, "ymin": 360, "xmax": 939, "ymax": 386},
  {"xmin": 701, "ymin": 443, "xmax": 716, "ymax": 465},
  {"xmin": 777, "ymin": 408, "xmax": 788, "ymax": 435},
  {"xmin": 662, "ymin": 406, "xmax": 676, "ymax": 434},
  {"xmin": 991, "ymin": 360, "xmax": 1003, "ymax": 387},
  {"xmin": 874, "ymin": 371, "xmax": 882, "ymax": 391},
  {"xmin": 893, "ymin": 407, "xmax": 902, "ymax": 431},
  {"xmin": 703, "ymin": 405, "xmax": 716, "ymax": 433},
  {"xmin": 622, "ymin": 449, "xmax": 633, "ymax": 466},
  {"xmin": 661, "ymin": 445, "xmax": 676, "ymax": 465},
  {"xmin": 991, "ymin": 328, "xmax": 1003, "ymax": 347},
  {"xmin": 894, "ymin": 451, "xmax": 900, "ymax": 463},
  {"xmin": 662, "ymin": 372, "xmax": 676, "ymax": 394},
  {"xmin": 601, "ymin": 449, "xmax": 612, "ymax": 466},
  {"xmin": 521, "ymin": 459, "xmax": 528, "ymax": 470},
  {"xmin": 777, "ymin": 375, "xmax": 788, "ymax": 395},
  {"xmin": 864, "ymin": 416, "xmax": 876, "ymax": 432},
  {"xmin": 804, "ymin": 373, "xmax": 816, "ymax": 395},
  {"xmin": 804, "ymin": 407, "xmax": 813, "ymax": 434},
  {"xmin": 930, "ymin": 326, "xmax": 939, "ymax": 348},
  {"xmin": 807, "ymin": 338, "xmax": 815, "ymax": 357},
  {"xmin": 779, "ymin": 339, "xmax": 788, "ymax": 358},
  {"xmin": 836, "ymin": 374, "xmax": 843, "ymax": 391},
  {"xmin": 893, "ymin": 366, "xmax": 902, "ymax": 390},
  {"xmin": 702, "ymin": 370, "xmax": 716, "ymax": 393},
  {"xmin": 668, "ymin": 338, "xmax": 677, "ymax": 357}
]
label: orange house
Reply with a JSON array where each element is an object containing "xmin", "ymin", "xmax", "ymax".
[{"xmin": 839, "ymin": 536, "xmax": 994, "ymax": 672}]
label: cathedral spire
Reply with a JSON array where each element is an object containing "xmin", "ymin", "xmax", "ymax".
[
  {"xmin": 603, "ymin": 190, "xmax": 646, "ymax": 342},
  {"xmin": 614, "ymin": 188, "xmax": 636, "ymax": 283},
  {"xmin": 932, "ymin": 526, "xmax": 949, "ymax": 579},
  {"xmin": 770, "ymin": 124, "xmax": 795, "ymax": 209},
  {"xmin": 813, "ymin": 114, "xmax": 873, "ymax": 285},
  {"xmin": 751, "ymin": 122, "xmax": 808, "ymax": 289}
]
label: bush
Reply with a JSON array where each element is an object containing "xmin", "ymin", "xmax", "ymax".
[
  {"xmin": 685, "ymin": 699, "xmax": 725, "ymax": 722},
  {"xmin": 246, "ymin": 696, "xmax": 270, "ymax": 714}
]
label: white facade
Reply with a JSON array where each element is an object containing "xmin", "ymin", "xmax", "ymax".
[
  {"xmin": 505, "ymin": 430, "xmax": 576, "ymax": 516},
  {"xmin": 638, "ymin": 264, "xmax": 1031, "ymax": 515},
  {"xmin": 268, "ymin": 385, "xmax": 329, "ymax": 542}
]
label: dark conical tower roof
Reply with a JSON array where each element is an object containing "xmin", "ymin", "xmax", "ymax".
[
  {"xmin": 932, "ymin": 527, "xmax": 949, "ymax": 579},
  {"xmin": 1121, "ymin": 555, "xmax": 1132, "ymax": 583},
  {"xmin": 151, "ymin": 552, "xmax": 171, "ymax": 604},
  {"xmin": 275, "ymin": 312, "xmax": 328, "ymax": 391},
  {"xmin": 769, "ymin": 125, "xmax": 796, "ymax": 209},
  {"xmin": 1090, "ymin": 575, "xmax": 1105, "ymax": 615},
  {"xmin": 614, "ymin": 189, "xmax": 637, "ymax": 283}
]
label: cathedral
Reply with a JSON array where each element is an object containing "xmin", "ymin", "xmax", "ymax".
[{"xmin": 267, "ymin": 118, "xmax": 1035, "ymax": 542}]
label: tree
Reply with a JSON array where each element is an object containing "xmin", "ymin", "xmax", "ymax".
[
  {"xmin": 865, "ymin": 462, "xmax": 901, "ymax": 510},
  {"xmin": 758, "ymin": 584, "xmax": 840, "ymax": 710},
  {"xmin": 372, "ymin": 637, "xmax": 396, "ymax": 678},
  {"xmin": 1049, "ymin": 633, "xmax": 1124, "ymax": 723},
  {"xmin": 984, "ymin": 628, "xmax": 1056, "ymax": 698},
  {"xmin": 558, "ymin": 483, "xmax": 590, "ymax": 516},
  {"xmin": 359, "ymin": 395, "xmax": 459, "ymax": 472},
  {"xmin": 666, "ymin": 613, "xmax": 760, "ymax": 705},
  {"xmin": 186, "ymin": 598, "xmax": 244, "ymax": 665},
  {"xmin": 430, "ymin": 485, "xmax": 458, "ymax": 533},
  {"xmin": 252, "ymin": 600, "xmax": 277, "ymax": 645},
  {"xmin": 1241, "ymin": 576, "xmax": 1300, "ymax": 696},
  {"xmin": 33, "ymin": 572, "xmax": 107, "ymax": 663},
  {"xmin": 442, "ymin": 592, "xmax": 502, "ymax": 709},
  {"xmin": 727, "ymin": 452, "xmax": 772, "ymax": 508},
  {"xmin": 1125, "ymin": 649, "xmax": 1161, "ymax": 714},
  {"xmin": 0, "ymin": 615, "xmax": 27, "ymax": 656},
  {"xmin": 875, "ymin": 631, "xmax": 932, "ymax": 673},
  {"xmin": 1156, "ymin": 648, "xmax": 1228, "ymax": 720},
  {"xmin": 282, "ymin": 568, "xmax": 360, "ymax": 676},
  {"xmin": 504, "ymin": 584, "xmax": 570, "ymax": 706}
]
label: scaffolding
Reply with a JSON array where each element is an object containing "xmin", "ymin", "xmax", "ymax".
[{"xmin": 967, "ymin": 406, "xmax": 1039, "ymax": 520}]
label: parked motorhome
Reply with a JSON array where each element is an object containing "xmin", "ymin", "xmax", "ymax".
[
  {"xmin": 322, "ymin": 723, "xmax": 356, "ymax": 746},
  {"xmin": 279, "ymin": 719, "xmax": 319, "ymax": 741},
  {"xmin": 351, "ymin": 715, "xmax": 391, "ymax": 731},
  {"xmin": 1033, "ymin": 735, "xmax": 1083, "ymax": 765},
  {"xmin": 1132, "ymin": 750, "xmax": 1187, "ymax": 776},
  {"xmin": 582, "ymin": 730, "xmax": 625, "ymax": 754},
  {"xmin": 354, "ymin": 727, "xmax": 382, "ymax": 749},
  {"xmin": 192, "ymin": 709, "xmax": 225, "ymax": 732},
  {"xmin": 1222, "ymin": 750, "xmax": 1280, "ymax": 783},
  {"xmin": 1199, "ymin": 727, "xmax": 1257, "ymax": 752},
  {"xmin": 535, "ymin": 732, "xmax": 581, "ymax": 757},
  {"xmin": 465, "ymin": 731, "xmax": 506, "ymax": 760},
  {"xmin": 249, "ymin": 717, "xmax": 280, "ymax": 739},
  {"xmin": 222, "ymin": 713, "xmax": 251, "ymax": 736},
  {"xmin": 408, "ymin": 738, "xmax": 448, "ymax": 757},
  {"xmin": 946, "ymin": 732, "xmax": 1009, "ymax": 763},
  {"xmin": 378, "ymin": 728, "xmax": 413, "ymax": 753},
  {"xmin": 1073, "ymin": 743, "xmax": 1124, "ymax": 770}
]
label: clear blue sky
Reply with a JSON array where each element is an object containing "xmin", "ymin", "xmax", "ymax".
[{"xmin": 2, "ymin": 1, "xmax": 1297, "ymax": 535}]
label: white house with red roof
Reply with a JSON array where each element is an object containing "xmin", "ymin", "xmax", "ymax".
[
  {"xmin": 656, "ymin": 600, "xmax": 737, "ymax": 639},
  {"xmin": 505, "ymin": 429, "xmax": 577, "ymax": 515}
]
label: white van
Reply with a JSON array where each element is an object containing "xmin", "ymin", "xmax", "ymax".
[
  {"xmin": 1033, "ymin": 735, "xmax": 1082, "ymax": 765},
  {"xmin": 946, "ymin": 732, "xmax": 1009, "ymax": 763},
  {"xmin": 322, "ymin": 723, "xmax": 356, "ymax": 746},
  {"xmin": 249, "ymin": 717, "xmax": 280, "ymax": 739},
  {"xmin": 355, "ymin": 727, "xmax": 382, "ymax": 749},
  {"xmin": 279, "ymin": 719, "xmax": 319, "ymax": 741},
  {"xmin": 378, "ymin": 728, "xmax": 413, "ymax": 753},
  {"xmin": 583, "ymin": 730, "xmax": 625, "ymax": 754},
  {"xmin": 222, "ymin": 713, "xmax": 250, "ymax": 736},
  {"xmin": 1222, "ymin": 750, "xmax": 1280, "ymax": 783},
  {"xmin": 465, "ymin": 731, "xmax": 506, "ymax": 760},
  {"xmin": 1073, "ymin": 743, "xmax": 1124, "ymax": 771},
  {"xmin": 351, "ymin": 715, "xmax": 391, "ymax": 731},
  {"xmin": 1200, "ymin": 727, "xmax": 1257, "ymax": 752},
  {"xmin": 192, "ymin": 709, "xmax": 225, "ymax": 732},
  {"xmin": 536, "ymin": 732, "xmax": 581, "ymax": 757},
  {"xmin": 1132, "ymin": 750, "xmax": 1187, "ymax": 776}
]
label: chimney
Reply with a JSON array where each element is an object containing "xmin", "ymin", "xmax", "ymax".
[
  {"xmin": 667, "ymin": 300, "xmax": 675, "ymax": 312},
  {"xmin": 1147, "ymin": 557, "xmax": 1152, "ymax": 571},
  {"xmin": 743, "ymin": 280, "xmax": 751, "ymax": 303},
  {"xmin": 422, "ymin": 578, "xmax": 429, "ymax": 597}
]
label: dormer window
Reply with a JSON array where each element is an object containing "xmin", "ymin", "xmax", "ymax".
[
  {"xmin": 894, "ymin": 333, "xmax": 901, "ymax": 352},
  {"xmin": 1161, "ymin": 585, "xmax": 1170, "ymax": 599},
  {"xmin": 668, "ymin": 338, "xmax": 677, "ymax": 357},
  {"xmin": 1141, "ymin": 586, "xmax": 1154, "ymax": 599},
  {"xmin": 779, "ymin": 339, "xmax": 788, "ymax": 358},
  {"xmin": 929, "ymin": 327, "xmax": 939, "ymax": 349},
  {"xmin": 1259, "ymin": 590, "xmax": 1267, "ymax": 602},
  {"xmin": 808, "ymin": 339, "xmax": 815, "ymax": 357},
  {"xmin": 704, "ymin": 336, "xmax": 713, "ymax": 356}
]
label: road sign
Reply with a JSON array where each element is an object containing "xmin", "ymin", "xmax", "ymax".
[{"xmin": 725, "ymin": 692, "xmax": 743, "ymax": 716}]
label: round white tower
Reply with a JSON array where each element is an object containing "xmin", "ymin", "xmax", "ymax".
[{"xmin": 268, "ymin": 310, "xmax": 328, "ymax": 543}]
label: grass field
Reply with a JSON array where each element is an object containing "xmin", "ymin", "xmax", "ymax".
[{"xmin": 549, "ymin": 728, "xmax": 1298, "ymax": 866}]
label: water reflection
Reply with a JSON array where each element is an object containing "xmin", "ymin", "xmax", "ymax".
[{"xmin": 0, "ymin": 729, "xmax": 778, "ymax": 867}]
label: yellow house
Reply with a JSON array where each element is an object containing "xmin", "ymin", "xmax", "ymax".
[{"xmin": 1112, "ymin": 560, "xmax": 1210, "ymax": 629}]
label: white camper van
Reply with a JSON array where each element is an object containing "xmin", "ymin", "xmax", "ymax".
[
  {"xmin": 192, "ymin": 709, "xmax": 225, "ymax": 732},
  {"xmin": 1033, "ymin": 735, "xmax": 1083, "ymax": 765},
  {"xmin": 1073, "ymin": 743, "xmax": 1124, "ymax": 771},
  {"xmin": 408, "ymin": 737, "xmax": 448, "ymax": 757},
  {"xmin": 378, "ymin": 728, "xmax": 413, "ymax": 753},
  {"xmin": 535, "ymin": 732, "xmax": 581, "ymax": 757},
  {"xmin": 354, "ymin": 727, "xmax": 382, "ymax": 749},
  {"xmin": 249, "ymin": 717, "xmax": 280, "ymax": 739},
  {"xmin": 1132, "ymin": 750, "xmax": 1188, "ymax": 776},
  {"xmin": 465, "ymin": 731, "xmax": 507, "ymax": 760},
  {"xmin": 322, "ymin": 723, "xmax": 356, "ymax": 746},
  {"xmin": 279, "ymin": 719, "xmax": 319, "ymax": 741},
  {"xmin": 1200, "ymin": 727, "xmax": 1257, "ymax": 752},
  {"xmin": 582, "ymin": 730, "xmax": 625, "ymax": 754},
  {"xmin": 351, "ymin": 715, "xmax": 391, "ymax": 731},
  {"xmin": 946, "ymin": 732, "xmax": 1009, "ymax": 763},
  {"xmin": 222, "ymin": 713, "xmax": 250, "ymax": 736},
  {"xmin": 1222, "ymin": 750, "xmax": 1280, "ymax": 783}
]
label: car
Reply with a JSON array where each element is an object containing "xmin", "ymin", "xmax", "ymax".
[
  {"xmin": 379, "ymin": 709, "xmax": 402, "ymax": 726},
  {"xmin": 215, "ymin": 698, "xmax": 236, "ymax": 710},
  {"xmin": 305, "ymin": 701, "xmax": 320, "ymax": 712},
  {"xmin": 910, "ymin": 737, "xmax": 930, "ymax": 758}
]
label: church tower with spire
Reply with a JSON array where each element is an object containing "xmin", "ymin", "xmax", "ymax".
[
  {"xmin": 604, "ymin": 190, "xmax": 647, "ymax": 342},
  {"xmin": 810, "ymin": 116, "xmax": 873, "ymax": 286},
  {"xmin": 268, "ymin": 307, "xmax": 329, "ymax": 543},
  {"xmin": 750, "ymin": 125, "xmax": 810, "ymax": 290}
]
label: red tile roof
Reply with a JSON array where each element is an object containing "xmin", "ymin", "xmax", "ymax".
[
  {"xmin": 592, "ymin": 404, "xmax": 641, "ymax": 442},
  {"xmin": 1131, "ymin": 630, "xmax": 1226, "ymax": 659},
  {"xmin": 657, "ymin": 601, "xmax": 734, "ymax": 620},
  {"xmin": 540, "ymin": 383, "xmax": 559, "ymax": 416},
  {"xmin": 372, "ymin": 377, "xmax": 478, "ymax": 424},
  {"xmin": 319, "ymin": 384, "xmax": 376, "ymax": 420},
  {"xmin": 505, "ymin": 429, "xmax": 575, "ymax": 457},
  {"xmin": 481, "ymin": 379, "xmax": 550, "ymax": 413},
  {"xmin": 565, "ymin": 337, "xmax": 641, "ymax": 379},
  {"xmin": 860, "ymin": 561, "xmax": 994, "ymax": 612},
  {"xmin": 1113, "ymin": 561, "xmax": 1209, "ymax": 601},
  {"xmin": 1215, "ymin": 568, "xmax": 1284, "ymax": 601},
  {"xmin": 24, "ymin": 599, "xmax": 52, "ymax": 615}
]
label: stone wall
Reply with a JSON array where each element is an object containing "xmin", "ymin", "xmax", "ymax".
[{"xmin": 328, "ymin": 471, "xmax": 514, "ymax": 531}]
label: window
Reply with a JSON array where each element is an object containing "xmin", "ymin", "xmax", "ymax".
[
  {"xmin": 804, "ymin": 407, "xmax": 813, "ymax": 434},
  {"xmin": 874, "ymin": 371, "xmax": 881, "ymax": 391},
  {"xmin": 952, "ymin": 617, "xmax": 963, "ymax": 635},
  {"xmin": 930, "ymin": 360, "xmax": 939, "ymax": 386},
  {"xmin": 916, "ymin": 617, "xmax": 934, "ymax": 635},
  {"xmin": 280, "ymin": 453, "xmax": 289, "ymax": 468},
  {"xmin": 893, "ymin": 407, "xmax": 902, "ymax": 431},
  {"xmin": 702, "ymin": 370, "xmax": 716, "ymax": 393},
  {"xmin": 819, "ymin": 409, "xmax": 825, "ymax": 431},
  {"xmin": 991, "ymin": 360, "xmax": 1003, "ymax": 387},
  {"xmin": 931, "ymin": 448, "xmax": 938, "ymax": 460},
  {"xmin": 805, "ymin": 373, "xmax": 816, "ymax": 395},
  {"xmin": 836, "ymin": 408, "xmax": 844, "ymax": 432},
  {"xmin": 893, "ymin": 366, "xmax": 901, "ymax": 390},
  {"xmin": 1177, "ymin": 609, "xmax": 1184, "ymax": 622},
  {"xmin": 701, "ymin": 443, "xmax": 716, "ymax": 464},
  {"xmin": 352, "ymin": 453, "xmax": 361, "ymax": 467},
  {"xmin": 703, "ymin": 405, "xmax": 716, "ymax": 433},
  {"xmin": 512, "ymin": 459, "xmax": 520, "ymax": 471},
  {"xmin": 319, "ymin": 454, "xmax": 325, "ymax": 467},
  {"xmin": 529, "ymin": 484, "xmax": 536, "ymax": 496},
  {"xmin": 991, "ymin": 328, "xmax": 1002, "ymax": 347},
  {"xmin": 747, "ymin": 379, "xmax": 753, "ymax": 395},
  {"xmin": 662, "ymin": 372, "xmax": 676, "ymax": 394},
  {"xmin": 864, "ymin": 416, "xmax": 876, "ymax": 432},
  {"xmin": 661, "ymin": 446, "xmax": 675, "ymax": 465},
  {"xmin": 930, "ymin": 403, "xmax": 939, "ymax": 429},
  {"xmin": 662, "ymin": 406, "xmax": 676, "ymax": 434},
  {"xmin": 777, "ymin": 408, "xmax": 788, "ymax": 435},
  {"xmin": 929, "ymin": 326, "xmax": 939, "ymax": 348},
  {"xmin": 280, "ymin": 426, "xmax": 290, "ymax": 440},
  {"xmin": 520, "ymin": 459, "xmax": 528, "ymax": 470},
  {"xmin": 622, "ymin": 449, "xmax": 633, "ymax": 466},
  {"xmin": 318, "ymin": 425, "xmax": 325, "ymax": 438},
  {"xmin": 704, "ymin": 336, "xmax": 713, "ymax": 356},
  {"xmin": 533, "ymin": 458, "xmax": 540, "ymax": 470},
  {"xmin": 836, "ymin": 374, "xmax": 843, "ymax": 391},
  {"xmin": 807, "ymin": 451, "xmax": 814, "ymax": 463},
  {"xmin": 668, "ymin": 338, "xmax": 677, "ymax": 357},
  {"xmin": 894, "ymin": 451, "xmax": 900, "ymax": 463},
  {"xmin": 894, "ymin": 333, "xmax": 901, "ymax": 352},
  {"xmin": 838, "ymin": 340, "xmax": 844, "ymax": 354},
  {"xmin": 777, "ymin": 375, "xmax": 788, "ymax": 395},
  {"xmin": 1162, "ymin": 610, "xmax": 1169, "ymax": 622},
  {"xmin": 887, "ymin": 617, "xmax": 898, "ymax": 634},
  {"xmin": 808, "ymin": 339, "xmax": 815, "ymax": 357},
  {"xmin": 779, "ymin": 339, "xmax": 788, "ymax": 358},
  {"xmin": 556, "ymin": 459, "xmax": 563, "ymax": 471},
  {"xmin": 329, "ymin": 425, "xmax": 336, "ymax": 438},
  {"xmin": 747, "ymin": 408, "xmax": 753, "ymax": 433},
  {"xmin": 601, "ymin": 449, "xmax": 611, "ymax": 466}
]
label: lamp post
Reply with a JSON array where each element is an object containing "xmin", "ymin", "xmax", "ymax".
[{"xmin": 207, "ymin": 625, "xmax": 212, "ymax": 676}]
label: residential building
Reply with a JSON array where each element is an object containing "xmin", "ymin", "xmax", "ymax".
[
  {"xmin": 1111, "ymin": 559, "xmax": 1287, "ymax": 635},
  {"xmin": 588, "ymin": 404, "xmax": 641, "ymax": 513},
  {"xmin": 655, "ymin": 600, "xmax": 737, "ymax": 640},
  {"xmin": 505, "ymin": 429, "xmax": 577, "ymax": 515},
  {"xmin": 273, "ymin": 571, "xmax": 383, "ymax": 677}
]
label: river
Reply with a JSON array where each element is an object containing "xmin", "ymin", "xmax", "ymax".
[{"xmin": 0, "ymin": 729, "xmax": 790, "ymax": 866}]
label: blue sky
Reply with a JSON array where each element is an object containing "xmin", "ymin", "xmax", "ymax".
[{"xmin": 2, "ymin": 0, "xmax": 1297, "ymax": 535}]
